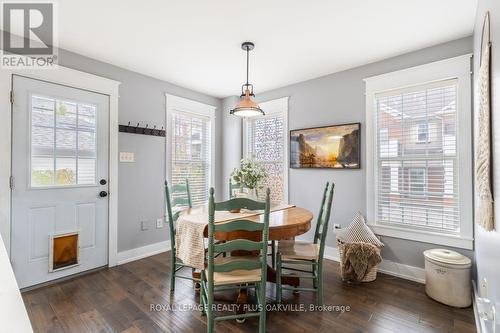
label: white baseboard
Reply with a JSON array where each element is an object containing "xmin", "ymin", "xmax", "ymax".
[
  {"xmin": 472, "ymin": 281, "xmax": 484, "ymax": 333},
  {"xmin": 116, "ymin": 240, "xmax": 171, "ymax": 265},
  {"xmin": 324, "ymin": 246, "xmax": 425, "ymax": 284},
  {"xmin": 115, "ymin": 242, "xmax": 425, "ymax": 284}
]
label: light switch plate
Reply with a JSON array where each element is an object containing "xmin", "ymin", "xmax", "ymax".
[
  {"xmin": 120, "ymin": 152, "xmax": 135, "ymax": 162},
  {"xmin": 156, "ymin": 218, "xmax": 163, "ymax": 228}
]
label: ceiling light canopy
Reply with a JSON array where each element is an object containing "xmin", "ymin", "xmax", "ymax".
[{"xmin": 230, "ymin": 42, "xmax": 264, "ymax": 117}]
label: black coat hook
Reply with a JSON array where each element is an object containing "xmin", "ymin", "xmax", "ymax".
[{"xmin": 119, "ymin": 122, "xmax": 165, "ymax": 137}]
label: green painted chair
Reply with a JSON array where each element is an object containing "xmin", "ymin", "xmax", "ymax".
[
  {"xmin": 200, "ymin": 187, "xmax": 271, "ymax": 333},
  {"xmin": 165, "ymin": 179, "xmax": 196, "ymax": 293},
  {"xmin": 276, "ymin": 182, "xmax": 334, "ymax": 305},
  {"xmin": 228, "ymin": 178, "xmax": 275, "ymax": 268},
  {"xmin": 170, "ymin": 179, "xmax": 192, "ymax": 218}
]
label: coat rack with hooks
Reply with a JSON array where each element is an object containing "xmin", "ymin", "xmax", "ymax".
[{"xmin": 118, "ymin": 122, "xmax": 165, "ymax": 137}]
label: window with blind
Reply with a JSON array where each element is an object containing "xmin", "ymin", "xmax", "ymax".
[
  {"xmin": 167, "ymin": 95, "xmax": 214, "ymax": 207},
  {"xmin": 375, "ymin": 80, "xmax": 459, "ymax": 231},
  {"xmin": 244, "ymin": 97, "xmax": 288, "ymax": 203},
  {"xmin": 365, "ymin": 55, "xmax": 472, "ymax": 249}
]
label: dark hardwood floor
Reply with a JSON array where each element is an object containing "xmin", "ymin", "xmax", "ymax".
[{"xmin": 22, "ymin": 252, "xmax": 476, "ymax": 333}]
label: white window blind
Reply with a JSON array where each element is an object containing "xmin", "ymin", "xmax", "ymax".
[
  {"xmin": 245, "ymin": 98, "xmax": 288, "ymax": 203},
  {"xmin": 375, "ymin": 79, "xmax": 459, "ymax": 232},
  {"xmin": 170, "ymin": 110, "xmax": 212, "ymax": 207}
]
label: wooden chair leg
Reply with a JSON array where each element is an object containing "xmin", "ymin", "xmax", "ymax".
[
  {"xmin": 317, "ymin": 262, "xmax": 324, "ymax": 306},
  {"xmin": 207, "ymin": 310, "xmax": 214, "ymax": 333},
  {"xmin": 170, "ymin": 254, "xmax": 176, "ymax": 293},
  {"xmin": 313, "ymin": 260, "xmax": 318, "ymax": 289},
  {"xmin": 271, "ymin": 240, "xmax": 276, "ymax": 269},
  {"xmin": 200, "ymin": 275, "xmax": 206, "ymax": 316},
  {"xmin": 276, "ymin": 254, "xmax": 282, "ymax": 304},
  {"xmin": 259, "ymin": 312, "xmax": 266, "ymax": 333},
  {"xmin": 259, "ymin": 283, "xmax": 266, "ymax": 333},
  {"xmin": 206, "ymin": 279, "xmax": 214, "ymax": 333}
]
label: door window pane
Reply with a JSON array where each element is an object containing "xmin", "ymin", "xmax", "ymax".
[
  {"xmin": 31, "ymin": 95, "xmax": 97, "ymax": 187},
  {"xmin": 55, "ymin": 158, "xmax": 76, "ymax": 185}
]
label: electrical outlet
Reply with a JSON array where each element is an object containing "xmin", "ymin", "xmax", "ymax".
[
  {"xmin": 141, "ymin": 221, "xmax": 149, "ymax": 231},
  {"xmin": 156, "ymin": 218, "xmax": 163, "ymax": 228},
  {"xmin": 333, "ymin": 224, "xmax": 341, "ymax": 229},
  {"xmin": 120, "ymin": 152, "xmax": 135, "ymax": 162}
]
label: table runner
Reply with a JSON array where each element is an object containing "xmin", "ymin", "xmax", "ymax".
[{"xmin": 175, "ymin": 204, "xmax": 294, "ymax": 270}]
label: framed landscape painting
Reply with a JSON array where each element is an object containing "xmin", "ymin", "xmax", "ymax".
[{"xmin": 290, "ymin": 123, "xmax": 360, "ymax": 169}]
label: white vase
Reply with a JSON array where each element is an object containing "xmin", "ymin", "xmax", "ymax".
[{"xmin": 235, "ymin": 187, "xmax": 257, "ymax": 200}]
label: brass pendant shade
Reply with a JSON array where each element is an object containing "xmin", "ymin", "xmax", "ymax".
[
  {"xmin": 230, "ymin": 42, "xmax": 264, "ymax": 117},
  {"xmin": 230, "ymin": 88, "xmax": 264, "ymax": 117}
]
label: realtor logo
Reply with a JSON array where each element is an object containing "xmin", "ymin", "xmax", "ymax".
[{"xmin": 1, "ymin": 2, "xmax": 58, "ymax": 68}]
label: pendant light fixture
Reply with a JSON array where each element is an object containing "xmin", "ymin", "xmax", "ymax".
[{"xmin": 230, "ymin": 42, "xmax": 265, "ymax": 117}]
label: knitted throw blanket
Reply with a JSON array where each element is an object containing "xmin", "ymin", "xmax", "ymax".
[
  {"xmin": 476, "ymin": 45, "xmax": 495, "ymax": 231},
  {"xmin": 341, "ymin": 242, "xmax": 381, "ymax": 282}
]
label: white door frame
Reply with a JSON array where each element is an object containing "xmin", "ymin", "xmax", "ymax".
[{"xmin": 0, "ymin": 66, "xmax": 120, "ymax": 266}]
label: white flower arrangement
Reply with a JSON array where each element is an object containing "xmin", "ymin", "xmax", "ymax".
[{"xmin": 230, "ymin": 157, "xmax": 267, "ymax": 190}]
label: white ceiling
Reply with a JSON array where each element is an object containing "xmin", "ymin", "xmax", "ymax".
[{"xmin": 58, "ymin": 0, "xmax": 477, "ymax": 98}]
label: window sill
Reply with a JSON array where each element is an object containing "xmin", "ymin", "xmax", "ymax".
[{"xmin": 369, "ymin": 224, "xmax": 473, "ymax": 250}]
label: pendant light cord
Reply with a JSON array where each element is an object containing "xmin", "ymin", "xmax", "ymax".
[{"xmin": 246, "ymin": 46, "xmax": 250, "ymax": 86}]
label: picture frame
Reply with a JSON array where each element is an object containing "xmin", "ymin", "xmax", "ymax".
[{"xmin": 290, "ymin": 122, "xmax": 361, "ymax": 169}]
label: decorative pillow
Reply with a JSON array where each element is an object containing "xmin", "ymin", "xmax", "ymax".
[{"xmin": 337, "ymin": 212, "xmax": 384, "ymax": 247}]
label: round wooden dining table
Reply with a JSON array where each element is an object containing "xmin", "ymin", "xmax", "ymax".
[
  {"xmin": 206, "ymin": 206, "xmax": 313, "ymax": 242},
  {"xmin": 197, "ymin": 206, "xmax": 314, "ymax": 312},
  {"xmin": 185, "ymin": 206, "xmax": 313, "ymax": 285},
  {"xmin": 204, "ymin": 206, "xmax": 313, "ymax": 284}
]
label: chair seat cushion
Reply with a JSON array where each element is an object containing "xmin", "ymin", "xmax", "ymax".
[
  {"xmin": 211, "ymin": 256, "xmax": 262, "ymax": 286},
  {"xmin": 278, "ymin": 240, "xmax": 319, "ymax": 260},
  {"xmin": 336, "ymin": 212, "xmax": 384, "ymax": 248}
]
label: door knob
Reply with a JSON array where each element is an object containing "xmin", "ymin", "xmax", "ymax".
[{"xmin": 99, "ymin": 191, "xmax": 108, "ymax": 198}]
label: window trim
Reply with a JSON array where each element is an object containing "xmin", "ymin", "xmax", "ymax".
[
  {"xmin": 242, "ymin": 96, "xmax": 289, "ymax": 203},
  {"xmin": 165, "ymin": 94, "xmax": 216, "ymax": 203},
  {"xmin": 364, "ymin": 54, "xmax": 473, "ymax": 250}
]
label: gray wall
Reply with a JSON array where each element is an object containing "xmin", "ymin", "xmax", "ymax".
[
  {"xmin": 58, "ymin": 49, "xmax": 222, "ymax": 252},
  {"xmin": 473, "ymin": 0, "xmax": 500, "ymax": 308},
  {"xmin": 221, "ymin": 96, "xmax": 242, "ymax": 199},
  {"xmin": 222, "ymin": 37, "xmax": 474, "ymax": 268}
]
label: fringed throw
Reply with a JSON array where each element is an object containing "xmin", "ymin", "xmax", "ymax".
[
  {"xmin": 341, "ymin": 242, "xmax": 381, "ymax": 282},
  {"xmin": 476, "ymin": 37, "xmax": 495, "ymax": 231}
]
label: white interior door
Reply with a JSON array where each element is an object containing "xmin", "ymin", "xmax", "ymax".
[{"xmin": 11, "ymin": 75, "xmax": 110, "ymax": 288}]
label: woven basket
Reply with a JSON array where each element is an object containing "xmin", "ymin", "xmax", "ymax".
[{"xmin": 336, "ymin": 238, "xmax": 379, "ymax": 282}]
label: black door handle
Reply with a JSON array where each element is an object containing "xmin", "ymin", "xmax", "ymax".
[{"xmin": 99, "ymin": 191, "xmax": 108, "ymax": 198}]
